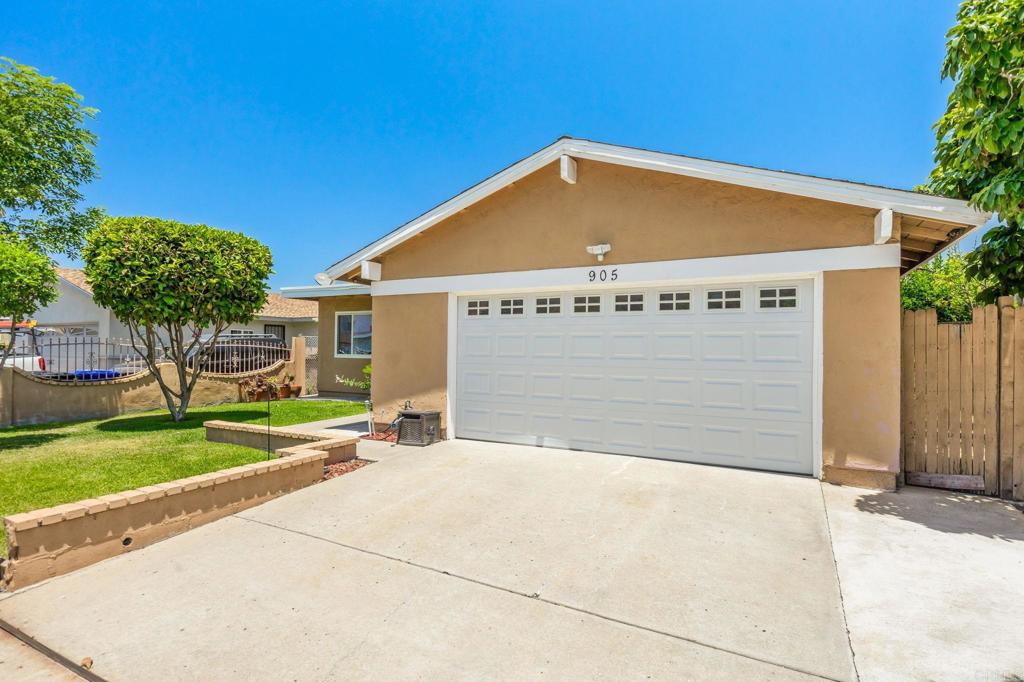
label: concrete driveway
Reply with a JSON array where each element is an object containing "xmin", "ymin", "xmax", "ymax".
[{"xmin": 1, "ymin": 440, "xmax": 1022, "ymax": 681}]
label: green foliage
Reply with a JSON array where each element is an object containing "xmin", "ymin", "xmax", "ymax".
[
  {"xmin": 0, "ymin": 58, "xmax": 102, "ymax": 257},
  {"xmin": 84, "ymin": 216, "xmax": 272, "ymax": 331},
  {"xmin": 901, "ymin": 248, "xmax": 988, "ymax": 321},
  {"xmin": 964, "ymin": 218, "xmax": 1024, "ymax": 302},
  {"xmin": 83, "ymin": 216, "xmax": 273, "ymax": 420},
  {"xmin": 336, "ymin": 363, "xmax": 372, "ymax": 391},
  {"xmin": 0, "ymin": 239, "xmax": 58, "ymax": 365},
  {"xmin": 925, "ymin": 1, "xmax": 1024, "ymax": 300}
]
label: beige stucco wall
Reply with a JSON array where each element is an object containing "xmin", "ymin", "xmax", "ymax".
[
  {"xmin": 335, "ymin": 159, "xmax": 901, "ymax": 484},
  {"xmin": 822, "ymin": 267, "xmax": 901, "ymax": 486},
  {"xmin": 369, "ymin": 293, "xmax": 448, "ymax": 427},
  {"xmin": 316, "ymin": 295, "xmax": 373, "ymax": 396},
  {"xmin": 376, "ymin": 159, "xmax": 877, "ymax": 280}
]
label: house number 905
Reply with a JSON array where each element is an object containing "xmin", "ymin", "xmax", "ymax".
[{"xmin": 588, "ymin": 268, "xmax": 618, "ymax": 282}]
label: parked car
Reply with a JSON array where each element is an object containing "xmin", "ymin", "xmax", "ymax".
[
  {"xmin": 186, "ymin": 333, "xmax": 289, "ymax": 374},
  {"xmin": 5, "ymin": 352, "xmax": 46, "ymax": 373},
  {"xmin": 1, "ymin": 321, "xmax": 46, "ymax": 373}
]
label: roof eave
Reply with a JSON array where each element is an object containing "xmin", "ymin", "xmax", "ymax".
[{"xmin": 323, "ymin": 138, "xmax": 990, "ymax": 279}]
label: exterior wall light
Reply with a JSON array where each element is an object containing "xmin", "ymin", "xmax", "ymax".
[{"xmin": 586, "ymin": 243, "xmax": 612, "ymax": 262}]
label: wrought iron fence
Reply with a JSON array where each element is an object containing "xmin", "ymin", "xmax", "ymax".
[
  {"xmin": 189, "ymin": 335, "xmax": 291, "ymax": 376},
  {"xmin": 11, "ymin": 334, "xmax": 291, "ymax": 382},
  {"xmin": 30, "ymin": 336, "xmax": 149, "ymax": 382}
]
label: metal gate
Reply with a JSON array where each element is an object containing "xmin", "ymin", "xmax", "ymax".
[{"xmin": 302, "ymin": 335, "xmax": 318, "ymax": 395}]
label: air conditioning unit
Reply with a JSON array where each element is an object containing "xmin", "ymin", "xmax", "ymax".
[{"xmin": 397, "ymin": 410, "xmax": 441, "ymax": 446}]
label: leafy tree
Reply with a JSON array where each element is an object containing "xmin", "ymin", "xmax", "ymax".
[
  {"xmin": 925, "ymin": 0, "xmax": 1024, "ymax": 301},
  {"xmin": 0, "ymin": 239, "xmax": 58, "ymax": 367},
  {"xmin": 0, "ymin": 58, "xmax": 103, "ymax": 257},
  {"xmin": 901, "ymin": 248, "xmax": 988, "ymax": 322},
  {"xmin": 83, "ymin": 217, "xmax": 273, "ymax": 421}
]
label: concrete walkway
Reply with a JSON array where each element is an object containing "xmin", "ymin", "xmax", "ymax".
[
  {"xmin": 823, "ymin": 484, "xmax": 1024, "ymax": 681},
  {"xmin": 0, "ymin": 440, "xmax": 1021, "ymax": 681},
  {"xmin": 0, "ymin": 629, "xmax": 81, "ymax": 681}
]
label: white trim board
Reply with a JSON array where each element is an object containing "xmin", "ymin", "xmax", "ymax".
[
  {"xmin": 370, "ymin": 244, "xmax": 900, "ymax": 297},
  {"xmin": 324, "ymin": 137, "xmax": 989, "ymax": 279},
  {"xmin": 281, "ymin": 284, "xmax": 370, "ymax": 299}
]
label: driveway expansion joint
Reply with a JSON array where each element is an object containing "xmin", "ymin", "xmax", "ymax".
[
  {"xmin": 234, "ymin": 513, "xmax": 847, "ymax": 682},
  {"xmin": 818, "ymin": 483, "xmax": 861, "ymax": 682}
]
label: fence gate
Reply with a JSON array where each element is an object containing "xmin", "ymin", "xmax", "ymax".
[
  {"xmin": 902, "ymin": 296, "xmax": 1024, "ymax": 500},
  {"xmin": 302, "ymin": 335, "xmax": 318, "ymax": 395}
]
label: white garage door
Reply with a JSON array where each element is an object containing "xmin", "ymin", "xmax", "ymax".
[{"xmin": 455, "ymin": 280, "xmax": 814, "ymax": 474}]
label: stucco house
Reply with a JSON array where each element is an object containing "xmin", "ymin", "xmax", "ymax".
[
  {"xmin": 35, "ymin": 268, "xmax": 319, "ymax": 343},
  {"xmin": 283, "ymin": 137, "xmax": 989, "ymax": 489}
]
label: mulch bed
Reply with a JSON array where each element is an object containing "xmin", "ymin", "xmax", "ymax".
[
  {"xmin": 361, "ymin": 431, "xmax": 397, "ymax": 443},
  {"xmin": 323, "ymin": 459, "xmax": 372, "ymax": 480}
]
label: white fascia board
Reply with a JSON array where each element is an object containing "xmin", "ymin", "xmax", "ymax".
[
  {"xmin": 562, "ymin": 140, "xmax": 989, "ymax": 226},
  {"xmin": 324, "ymin": 138, "xmax": 989, "ymax": 279},
  {"xmin": 370, "ymin": 244, "xmax": 901, "ymax": 297},
  {"xmin": 256, "ymin": 315, "xmax": 318, "ymax": 322},
  {"xmin": 280, "ymin": 284, "xmax": 370, "ymax": 299}
]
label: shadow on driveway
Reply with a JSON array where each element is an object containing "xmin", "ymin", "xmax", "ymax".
[{"xmin": 852, "ymin": 486, "xmax": 1024, "ymax": 541}]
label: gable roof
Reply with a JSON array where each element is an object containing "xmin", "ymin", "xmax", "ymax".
[
  {"xmin": 324, "ymin": 137, "xmax": 991, "ymax": 280},
  {"xmin": 56, "ymin": 267, "xmax": 93, "ymax": 294},
  {"xmin": 258, "ymin": 293, "xmax": 317, "ymax": 319},
  {"xmin": 54, "ymin": 268, "xmax": 316, "ymax": 320}
]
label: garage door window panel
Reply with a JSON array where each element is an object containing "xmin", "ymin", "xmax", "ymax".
[
  {"xmin": 706, "ymin": 289, "xmax": 743, "ymax": 311},
  {"xmin": 500, "ymin": 298, "xmax": 525, "ymax": 316},
  {"xmin": 613, "ymin": 293, "xmax": 645, "ymax": 313},
  {"xmin": 658, "ymin": 291, "xmax": 692, "ymax": 312},
  {"xmin": 467, "ymin": 300, "xmax": 490, "ymax": 317},
  {"xmin": 573, "ymin": 295, "xmax": 601, "ymax": 314},
  {"xmin": 759, "ymin": 287, "xmax": 798, "ymax": 310},
  {"xmin": 536, "ymin": 297, "xmax": 562, "ymax": 315}
]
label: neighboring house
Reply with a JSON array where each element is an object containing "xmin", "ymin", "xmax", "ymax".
[
  {"xmin": 34, "ymin": 268, "xmax": 318, "ymax": 343},
  {"xmin": 283, "ymin": 137, "xmax": 989, "ymax": 489}
]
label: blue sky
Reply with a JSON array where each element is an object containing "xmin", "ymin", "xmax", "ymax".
[{"xmin": 4, "ymin": 1, "xmax": 969, "ymax": 288}]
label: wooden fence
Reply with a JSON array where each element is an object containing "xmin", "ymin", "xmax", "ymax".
[{"xmin": 902, "ymin": 296, "xmax": 1024, "ymax": 500}]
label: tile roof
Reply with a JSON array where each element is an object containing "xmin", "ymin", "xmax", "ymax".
[
  {"xmin": 54, "ymin": 269, "xmax": 317, "ymax": 320},
  {"xmin": 56, "ymin": 267, "xmax": 93, "ymax": 294},
  {"xmin": 258, "ymin": 293, "xmax": 317, "ymax": 319}
]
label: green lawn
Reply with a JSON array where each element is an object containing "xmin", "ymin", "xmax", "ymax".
[{"xmin": 0, "ymin": 400, "xmax": 365, "ymax": 556}]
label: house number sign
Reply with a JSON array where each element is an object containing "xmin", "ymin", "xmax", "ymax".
[{"xmin": 587, "ymin": 268, "xmax": 619, "ymax": 282}]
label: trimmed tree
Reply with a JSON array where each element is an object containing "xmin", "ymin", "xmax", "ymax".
[
  {"xmin": 83, "ymin": 217, "xmax": 273, "ymax": 421},
  {"xmin": 0, "ymin": 239, "xmax": 58, "ymax": 368},
  {"xmin": 925, "ymin": 0, "xmax": 1024, "ymax": 302},
  {"xmin": 900, "ymin": 248, "xmax": 988, "ymax": 322},
  {"xmin": 0, "ymin": 58, "xmax": 103, "ymax": 257}
]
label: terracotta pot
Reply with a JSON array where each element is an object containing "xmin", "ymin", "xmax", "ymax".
[{"xmin": 291, "ymin": 386, "xmax": 302, "ymax": 398}]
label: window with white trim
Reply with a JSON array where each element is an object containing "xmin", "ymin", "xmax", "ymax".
[
  {"xmin": 500, "ymin": 298, "xmax": 524, "ymax": 315},
  {"xmin": 536, "ymin": 297, "xmax": 561, "ymax": 314},
  {"xmin": 614, "ymin": 293, "xmax": 644, "ymax": 312},
  {"xmin": 573, "ymin": 295, "xmax": 601, "ymax": 313},
  {"xmin": 658, "ymin": 291, "xmax": 691, "ymax": 312},
  {"xmin": 706, "ymin": 289, "xmax": 742, "ymax": 310},
  {"xmin": 759, "ymin": 287, "xmax": 798, "ymax": 309},
  {"xmin": 467, "ymin": 300, "xmax": 489, "ymax": 316},
  {"xmin": 335, "ymin": 312, "xmax": 372, "ymax": 356}
]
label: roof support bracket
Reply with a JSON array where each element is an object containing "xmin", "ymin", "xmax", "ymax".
[
  {"xmin": 874, "ymin": 208, "xmax": 894, "ymax": 245},
  {"xmin": 560, "ymin": 155, "xmax": 577, "ymax": 184}
]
